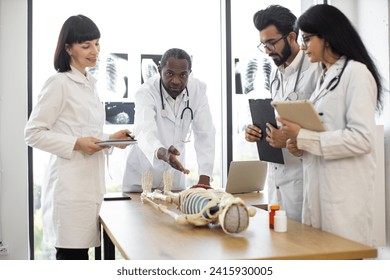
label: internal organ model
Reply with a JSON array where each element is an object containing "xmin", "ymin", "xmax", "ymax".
[{"xmin": 140, "ymin": 171, "xmax": 256, "ymax": 234}]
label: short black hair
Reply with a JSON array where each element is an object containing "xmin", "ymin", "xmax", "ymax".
[
  {"xmin": 253, "ymin": 5, "xmax": 298, "ymax": 36},
  {"xmin": 159, "ymin": 48, "xmax": 192, "ymax": 70}
]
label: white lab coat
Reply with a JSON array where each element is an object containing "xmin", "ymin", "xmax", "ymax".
[
  {"xmin": 122, "ymin": 74, "xmax": 216, "ymax": 192},
  {"xmin": 267, "ymin": 51, "xmax": 322, "ymax": 221},
  {"xmin": 298, "ymin": 57, "xmax": 377, "ymax": 246},
  {"xmin": 24, "ymin": 67, "xmax": 106, "ymax": 248}
]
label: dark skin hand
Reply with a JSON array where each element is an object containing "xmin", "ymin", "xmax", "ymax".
[
  {"xmin": 198, "ymin": 175, "xmax": 210, "ymax": 186},
  {"xmin": 245, "ymin": 123, "xmax": 288, "ymax": 148},
  {"xmin": 265, "ymin": 123, "xmax": 288, "ymax": 148},
  {"xmin": 157, "ymin": 145, "xmax": 190, "ymax": 174},
  {"xmin": 245, "ymin": 124, "xmax": 262, "ymax": 142}
]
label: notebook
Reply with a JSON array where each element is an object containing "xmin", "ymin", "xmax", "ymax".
[{"xmin": 225, "ymin": 160, "xmax": 267, "ymax": 194}]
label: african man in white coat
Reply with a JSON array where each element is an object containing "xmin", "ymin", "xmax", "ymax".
[{"xmin": 123, "ymin": 48, "xmax": 216, "ymax": 192}]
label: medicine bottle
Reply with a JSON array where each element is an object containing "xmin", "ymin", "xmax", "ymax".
[
  {"xmin": 269, "ymin": 205, "xmax": 280, "ymax": 229},
  {"xmin": 274, "ymin": 210, "xmax": 287, "ymax": 232}
]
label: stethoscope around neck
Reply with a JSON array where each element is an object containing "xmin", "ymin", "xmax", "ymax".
[
  {"xmin": 159, "ymin": 78, "xmax": 193, "ymax": 120},
  {"xmin": 311, "ymin": 58, "xmax": 349, "ymax": 104},
  {"xmin": 270, "ymin": 53, "xmax": 305, "ymax": 101}
]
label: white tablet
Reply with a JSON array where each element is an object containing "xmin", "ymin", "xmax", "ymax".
[
  {"xmin": 271, "ymin": 100, "xmax": 327, "ymax": 132},
  {"xmin": 95, "ymin": 139, "xmax": 137, "ymax": 147}
]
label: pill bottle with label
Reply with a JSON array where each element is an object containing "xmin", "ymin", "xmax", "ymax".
[
  {"xmin": 274, "ymin": 210, "xmax": 287, "ymax": 232},
  {"xmin": 269, "ymin": 205, "xmax": 280, "ymax": 229}
]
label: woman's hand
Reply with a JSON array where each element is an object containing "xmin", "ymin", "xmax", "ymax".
[
  {"xmin": 286, "ymin": 138, "xmax": 303, "ymax": 157},
  {"xmin": 74, "ymin": 137, "xmax": 104, "ymax": 155},
  {"xmin": 109, "ymin": 129, "xmax": 134, "ymax": 149},
  {"xmin": 109, "ymin": 129, "xmax": 134, "ymax": 140}
]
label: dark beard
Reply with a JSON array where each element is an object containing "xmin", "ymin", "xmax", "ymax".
[{"xmin": 272, "ymin": 39, "xmax": 292, "ymax": 67}]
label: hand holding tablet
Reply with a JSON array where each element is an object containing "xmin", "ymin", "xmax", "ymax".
[
  {"xmin": 271, "ymin": 100, "xmax": 327, "ymax": 132},
  {"xmin": 95, "ymin": 139, "xmax": 137, "ymax": 147}
]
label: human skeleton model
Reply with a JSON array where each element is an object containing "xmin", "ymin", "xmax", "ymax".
[{"xmin": 140, "ymin": 171, "xmax": 256, "ymax": 234}]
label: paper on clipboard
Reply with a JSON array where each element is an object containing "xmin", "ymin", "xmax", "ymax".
[
  {"xmin": 271, "ymin": 100, "xmax": 326, "ymax": 132},
  {"xmin": 248, "ymin": 99, "xmax": 284, "ymax": 164}
]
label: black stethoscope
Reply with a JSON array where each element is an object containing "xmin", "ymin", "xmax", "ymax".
[
  {"xmin": 270, "ymin": 53, "xmax": 305, "ymax": 101},
  {"xmin": 324, "ymin": 58, "xmax": 349, "ymax": 91},
  {"xmin": 159, "ymin": 78, "xmax": 193, "ymax": 120},
  {"xmin": 312, "ymin": 58, "xmax": 349, "ymax": 104}
]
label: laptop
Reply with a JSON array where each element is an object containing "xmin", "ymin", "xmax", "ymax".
[{"xmin": 225, "ymin": 160, "xmax": 267, "ymax": 194}]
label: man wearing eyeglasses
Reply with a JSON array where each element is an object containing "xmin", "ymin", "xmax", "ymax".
[
  {"xmin": 245, "ymin": 5, "xmax": 321, "ymax": 222},
  {"xmin": 122, "ymin": 48, "xmax": 216, "ymax": 193}
]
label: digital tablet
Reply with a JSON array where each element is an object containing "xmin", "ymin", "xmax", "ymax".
[
  {"xmin": 103, "ymin": 192, "xmax": 132, "ymax": 201},
  {"xmin": 95, "ymin": 139, "xmax": 137, "ymax": 147},
  {"xmin": 271, "ymin": 100, "xmax": 327, "ymax": 132}
]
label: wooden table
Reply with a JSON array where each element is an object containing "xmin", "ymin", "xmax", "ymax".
[{"xmin": 99, "ymin": 193, "xmax": 377, "ymax": 260}]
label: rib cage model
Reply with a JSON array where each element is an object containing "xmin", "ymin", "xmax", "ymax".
[{"xmin": 140, "ymin": 171, "xmax": 256, "ymax": 234}]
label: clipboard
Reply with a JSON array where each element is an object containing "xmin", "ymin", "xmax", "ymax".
[
  {"xmin": 248, "ymin": 99, "xmax": 284, "ymax": 164},
  {"xmin": 271, "ymin": 100, "xmax": 327, "ymax": 132}
]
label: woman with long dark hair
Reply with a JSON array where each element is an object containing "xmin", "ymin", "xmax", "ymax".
[{"xmin": 279, "ymin": 4, "xmax": 383, "ymax": 246}]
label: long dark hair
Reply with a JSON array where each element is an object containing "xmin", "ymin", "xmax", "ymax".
[
  {"xmin": 297, "ymin": 4, "xmax": 383, "ymax": 110},
  {"xmin": 54, "ymin": 15, "xmax": 100, "ymax": 72}
]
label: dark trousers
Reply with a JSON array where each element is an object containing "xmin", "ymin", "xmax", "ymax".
[{"xmin": 55, "ymin": 247, "xmax": 89, "ymax": 260}]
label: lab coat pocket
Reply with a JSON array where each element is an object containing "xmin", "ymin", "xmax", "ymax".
[
  {"xmin": 321, "ymin": 159, "xmax": 347, "ymax": 204},
  {"xmin": 55, "ymin": 200, "xmax": 100, "ymax": 247}
]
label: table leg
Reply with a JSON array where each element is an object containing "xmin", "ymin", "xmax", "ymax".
[
  {"xmin": 103, "ymin": 229, "xmax": 115, "ymax": 260},
  {"xmin": 95, "ymin": 246, "xmax": 101, "ymax": 260}
]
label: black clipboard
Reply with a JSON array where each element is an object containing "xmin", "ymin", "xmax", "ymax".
[{"xmin": 248, "ymin": 99, "xmax": 284, "ymax": 164}]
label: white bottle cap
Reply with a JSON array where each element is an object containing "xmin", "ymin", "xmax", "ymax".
[
  {"xmin": 274, "ymin": 210, "xmax": 287, "ymax": 232},
  {"xmin": 275, "ymin": 210, "xmax": 286, "ymax": 216}
]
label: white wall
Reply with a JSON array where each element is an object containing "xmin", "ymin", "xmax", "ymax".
[{"xmin": 0, "ymin": 0, "xmax": 30, "ymax": 259}]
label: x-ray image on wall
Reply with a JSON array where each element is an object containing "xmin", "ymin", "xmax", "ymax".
[
  {"xmin": 141, "ymin": 54, "xmax": 162, "ymax": 84},
  {"xmin": 105, "ymin": 102, "xmax": 135, "ymax": 125},
  {"xmin": 234, "ymin": 57, "xmax": 272, "ymax": 97},
  {"xmin": 89, "ymin": 53, "xmax": 129, "ymax": 99}
]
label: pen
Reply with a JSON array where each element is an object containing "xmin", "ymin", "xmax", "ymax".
[{"xmin": 125, "ymin": 133, "xmax": 135, "ymax": 140}]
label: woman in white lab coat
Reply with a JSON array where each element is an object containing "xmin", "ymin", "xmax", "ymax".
[
  {"xmin": 24, "ymin": 15, "xmax": 132, "ymax": 260},
  {"xmin": 278, "ymin": 4, "xmax": 383, "ymax": 246},
  {"xmin": 122, "ymin": 48, "xmax": 215, "ymax": 192}
]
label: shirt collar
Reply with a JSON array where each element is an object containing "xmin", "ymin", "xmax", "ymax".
[
  {"xmin": 65, "ymin": 65, "xmax": 97, "ymax": 85},
  {"xmin": 279, "ymin": 50, "xmax": 304, "ymax": 77},
  {"xmin": 161, "ymin": 85, "xmax": 185, "ymax": 102}
]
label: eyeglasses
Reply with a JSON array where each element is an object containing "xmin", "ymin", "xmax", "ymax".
[
  {"xmin": 300, "ymin": 34, "xmax": 319, "ymax": 48},
  {"xmin": 257, "ymin": 35, "xmax": 287, "ymax": 53}
]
